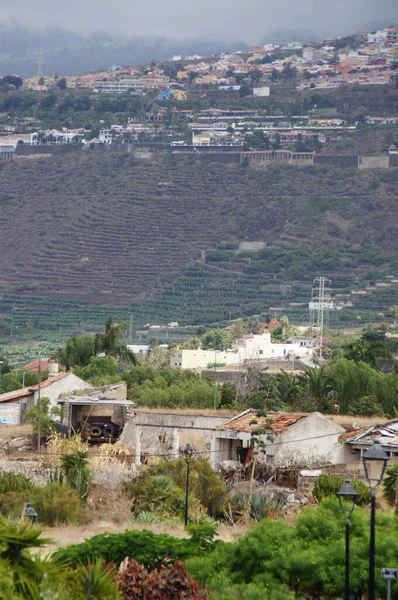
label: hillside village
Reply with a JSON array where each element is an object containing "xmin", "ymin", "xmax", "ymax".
[{"xmin": 0, "ymin": 24, "xmax": 397, "ymax": 155}]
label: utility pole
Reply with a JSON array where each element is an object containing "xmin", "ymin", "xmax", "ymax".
[
  {"xmin": 309, "ymin": 276, "xmax": 331, "ymax": 358},
  {"xmin": 129, "ymin": 315, "xmax": 134, "ymax": 342},
  {"xmin": 37, "ymin": 353, "xmax": 41, "ymax": 452}
]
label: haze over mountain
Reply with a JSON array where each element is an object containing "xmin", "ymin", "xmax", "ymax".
[{"xmin": 0, "ymin": 0, "xmax": 397, "ymax": 76}]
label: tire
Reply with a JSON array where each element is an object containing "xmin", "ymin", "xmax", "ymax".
[
  {"xmin": 90, "ymin": 426, "xmax": 103, "ymax": 438},
  {"xmin": 103, "ymin": 424, "xmax": 116, "ymax": 437}
]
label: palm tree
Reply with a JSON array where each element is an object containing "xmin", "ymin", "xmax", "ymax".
[
  {"xmin": 95, "ymin": 316, "xmax": 136, "ymax": 365},
  {"xmin": 299, "ymin": 367, "xmax": 334, "ymax": 411},
  {"xmin": 0, "ymin": 516, "xmax": 50, "ymax": 598},
  {"xmin": 279, "ymin": 315, "xmax": 290, "ymax": 336},
  {"xmin": 275, "ymin": 370, "xmax": 299, "ymax": 405}
]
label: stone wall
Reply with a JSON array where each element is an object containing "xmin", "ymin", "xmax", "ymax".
[
  {"xmin": 314, "ymin": 154, "xmax": 358, "ymax": 168},
  {"xmin": 297, "ymin": 462, "xmax": 366, "ymax": 496}
]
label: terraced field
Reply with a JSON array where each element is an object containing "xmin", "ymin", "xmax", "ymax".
[{"xmin": 0, "ymin": 152, "xmax": 397, "ymax": 333}]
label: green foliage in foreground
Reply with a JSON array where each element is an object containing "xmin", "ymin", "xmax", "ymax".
[
  {"xmin": 383, "ymin": 462, "xmax": 398, "ymax": 506},
  {"xmin": 54, "ymin": 526, "xmax": 218, "ymax": 571},
  {"xmin": 187, "ymin": 499, "xmax": 398, "ymax": 599}
]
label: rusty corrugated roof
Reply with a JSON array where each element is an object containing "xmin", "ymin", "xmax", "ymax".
[{"xmin": 216, "ymin": 409, "xmax": 304, "ymax": 433}]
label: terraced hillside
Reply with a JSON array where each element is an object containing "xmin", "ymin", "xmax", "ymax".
[{"xmin": 0, "ymin": 152, "xmax": 397, "ymax": 332}]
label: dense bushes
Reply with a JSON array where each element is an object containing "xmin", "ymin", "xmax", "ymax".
[
  {"xmin": 54, "ymin": 526, "xmax": 217, "ymax": 570},
  {"xmin": 124, "ymin": 459, "xmax": 229, "ymax": 519},
  {"xmin": 187, "ymin": 499, "xmax": 398, "ymax": 599},
  {"xmin": 126, "ymin": 368, "xmax": 220, "ymax": 409},
  {"xmin": 31, "ymin": 482, "xmax": 83, "ymax": 525}
]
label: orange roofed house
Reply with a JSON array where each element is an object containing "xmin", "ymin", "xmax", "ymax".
[{"xmin": 210, "ymin": 409, "xmax": 346, "ymax": 470}]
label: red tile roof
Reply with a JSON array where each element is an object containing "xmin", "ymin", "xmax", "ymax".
[
  {"xmin": 0, "ymin": 388, "xmax": 33, "ymax": 403},
  {"xmin": 28, "ymin": 372, "xmax": 69, "ymax": 391},
  {"xmin": 216, "ymin": 410, "xmax": 304, "ymax": 434}
]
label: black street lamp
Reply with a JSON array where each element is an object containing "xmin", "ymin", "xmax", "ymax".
[
  {"xmin": 336, "ymin": 479, "xmax": 358, "ymax": 600},
  {"xmin": 184, "ymin": 443, "xmax": 194, "ymax": 526},
  {"xmin": 362, "ymin": 440, "xmax": 389, "ymax": 600},
  {"xmin": 21, "ymin": 503, "xmax": 38, "ymax": 524}
]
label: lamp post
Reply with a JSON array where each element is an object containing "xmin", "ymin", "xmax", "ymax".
[
  {"xmin": 21, "ymin": 503, "xmax": 38, "ymax": 524},
  {"xmin": 362, "ymin": 440, "xmax": 389, "ymax": 600},
  {"xmin": 184, "ymin": 443, "xmax": 194, "ymax": 526},
  {"xmin": 213, "ymin": 349, "xmax": 217, "ymax": 410},
  {"xmin": 336, "ymin": 479, "xmax": 358, "ymax": 600}
]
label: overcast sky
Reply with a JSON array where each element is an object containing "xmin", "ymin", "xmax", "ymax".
[{"xmin": 1, "ymin": 0, "xmax": 397, "ymax": 42}]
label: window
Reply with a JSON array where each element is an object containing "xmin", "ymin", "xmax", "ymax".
[
  {"xmin": 266, "ymin": 454, "xmax": 275, "ymax": 465},
  {"xmin": 259, "ymin": 350, "xmax": 263, "ymax": 355}
]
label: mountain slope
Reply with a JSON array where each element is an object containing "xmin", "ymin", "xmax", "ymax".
[{"xmin": 0, "ymin": 152, "xmax": 397, "ymax": 329}]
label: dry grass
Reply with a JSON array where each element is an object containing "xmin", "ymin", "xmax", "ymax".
[
  {"xmin": 0, "ymin": 424, "xmax": 32, "ymax": 440},
  {"xmin": 43, "ymin": 433, "xmax": 89, "ymax": 467}
]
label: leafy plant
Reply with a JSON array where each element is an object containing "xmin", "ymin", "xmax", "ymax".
[
  {"xmin": 31, "ymin": 483, "xmax": 83, "ymax": 525},
  {"xmin": 54, "ymin": 527, "xmax": 219, "ymax": 570},
  {"xmin": 124, "ymin": 459, "xmax": 228, "ymax": 519},
  {"xmin": 0, "ymin": 472, "xmax": 33, "ymax": 495},
  {"xmin": 383, "ymin": 462, "xmax": 398, "ymax": 506},
  {"xmin": 0, "ymin": 515, "xmax": 50, "ymax": 599},
  {"xmin": 313, "ymin": 474, "xmax": 370, "ymax": 506},
  {"xmin": 24, "ymin": 397, "xmax": 63, "ymax": 438},
  {"xmin": 118, "ymin": 558, "xmax": 210, "ymax": 600},
  {"xmin": 59, "ymin": 451, "xmax": 92, "ymax": 502},
  {"xmin": 72, "ymin": 559, "xmax": 121, "ymax": 600}
]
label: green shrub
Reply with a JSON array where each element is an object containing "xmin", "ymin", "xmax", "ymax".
[
  {"xmin": 130, "ymin": 475, "xmax": 186, "ymax": 518},
  {"xmin": 351, "ymin": 479, "xmax": 371, "ymax": 506},
  {"xmin": 31, "ymin": 483, "xmax": 83, "ymax": 525},
  {"xmin": 0, "ymin": 491, "xmax": 28, "ymax": 517},
  {"xmin": 124, "ymin": 459, "xmax": 229, "ymax": 518},
  {"xmin": 0, "ymin": 471, "xmax": 33, "ymax": 494},
  {"xmin": 54, "ymin": 526, "xmax": 219, "ymax": 570},
  {"xmin": 383, "ymin": 463, "xmax": 398, "ymax": 505},
  {"xmin": 313, "ymin": 474, "xmax": 370, "ymax": 506}
]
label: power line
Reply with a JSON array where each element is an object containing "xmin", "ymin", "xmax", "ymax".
[{"xmin": 3, "ymin": 430, "xmax": 346, "ymax": 460}]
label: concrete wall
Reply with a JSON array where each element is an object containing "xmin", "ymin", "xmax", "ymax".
[
  {"xmin": 358, "ymin": 155, "xmax": 389, "ymax": 169},
  {"xmin": 119, "ymin": 410, "xmax": 232, "ymax": 464}
]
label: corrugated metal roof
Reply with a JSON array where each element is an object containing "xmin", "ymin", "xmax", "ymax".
[
  {"xmin": 57, "ymin": 396, "xmax": 133, "ymax": 407},
  {"xmin": 345, "ymin": 420, "xmax": 398, "ymax": 447},
  {"xmin": 216, "ymin": 409, "xmax": 304, "ymax": 433}
]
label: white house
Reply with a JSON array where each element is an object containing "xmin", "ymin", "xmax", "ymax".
[
  {"xmin": 0, "ymin": 372, "xmax": 92, "ymax": 424},
  {"xmin": 253, "ymin": 86, "xmax": 270, "ymax": 97},
  {"xmin": 29, "ymin": 372, "xmax": 93, "ymax": 407},
  {"xmin": 210, "ymin": 409, "xmax": 346, "ymax": 470},
  {"xmin": 170, "ymin": 333, "xmax": 312, "ymax": 370}
]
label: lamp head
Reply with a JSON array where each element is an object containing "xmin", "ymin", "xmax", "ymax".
[
  {"xmin": 362, "ymin": 439, "xmax": 389, "ymax": 489},
  {"xmin": 184, "ymin": 443, "xmax": 194, "ymax": 458}
]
